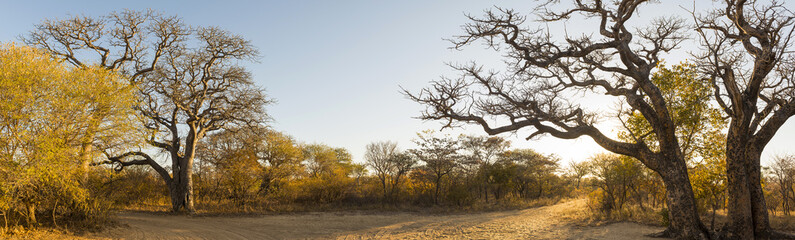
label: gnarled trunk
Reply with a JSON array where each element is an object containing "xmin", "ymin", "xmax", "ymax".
[
  {"xmin": 657, "ymin": 161, "xmax": 710, "ymax": 240},
  {"xmin": 726, "ymin": 134, "xmax": 772, "ymax": 239},
  {"xmin": 169, "ymin": 178, "xmax": 186, "ymax": 212},
  {"xmin": 168, "ymin": 158, "xmax": 195, "ymax": 213},
  {"xmin": 167, "ymin": 167, "xmax": 195, "ymax": 213}
]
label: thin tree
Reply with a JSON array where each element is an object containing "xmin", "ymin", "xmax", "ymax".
[
  {"xmin": 405, "ymin": 1, "xmax": 709, "ymax": 238},
  {"xmin": 365, "ymin": 141, "xmax": 400, "ymax": 201},
  {"xmin": 460, "ymin": 135, "xmax": 510, "ymax": 203},
  {"xmin": 567, "ymin": 161, "xmax": 590, "ymax": 189},
  {"xmin": 769, "ymin": 155, "xmax": 795, "ymax": 216},
  {"xmin": 409, "ymin": 131, "xmax": 460, "ymax": 205},
  {"xmin": 386, "ymin": 152, "xmax": 416, "ymax": 201}
]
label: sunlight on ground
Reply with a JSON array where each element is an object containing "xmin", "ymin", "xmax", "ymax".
[{"xmin": 91, "ymin": 199, "xmax": 664, "ymax": 240}]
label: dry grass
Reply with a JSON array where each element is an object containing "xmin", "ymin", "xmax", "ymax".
[
  {"xmin": 577, "ymin": 205, "xmax": 667, "ymax": 227},
  {"xmin": 708, "ymin": 209, "xmax": 795, "ymax": 232},
  {"xmin": 580, "ymin": 205, "xmax": 795, "ymax": 234},
  {"xmin": 1, "ymin": 227, "xmax": 95, "ymax": 240},
  {"xmin": 771, "ymin": 214, "xmax": 795, "ymax": 231}
]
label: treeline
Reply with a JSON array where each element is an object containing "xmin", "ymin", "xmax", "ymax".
[{"xmin": 188, "ymin": 129, "xmax": 569, "ymax": 210}]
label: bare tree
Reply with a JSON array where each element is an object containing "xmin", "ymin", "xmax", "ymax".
[
  {"xmin": 25, "ymin": 10, "xmax": 270, "ymax": 212},
  {"xmin": 692, "ymin": 0, "xmax": 795, "ymax": 238},
  {"xmin": 365, "ymin": 141, "xmax": 400, "ymax": 200},
  {"xmin": 111, "ymin": 26, "xmax": 267, "ymax": 212},
  {"xmin": 568, "ymin": 161, "xmax": 590, "ymax": 189},
  {"xmin": 365, "ymin": 141, "xmax": 417, "ymax": 203},
  {"xmin": 405, "ymin": 1, "xmax": 710, "ymax": 238},
  {"xmin": 769, "ymin": 155, "xmax": 795, "ymax": 216}
]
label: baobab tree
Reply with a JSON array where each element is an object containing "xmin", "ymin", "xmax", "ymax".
[
  {"xmin": 406, "ymin": 1, "xmax": 710, "ymax": 238},
  {"xmin": 693, "ymin": 0, "xmax": 795, "ymax": 238},
  {"xmin": 24, "ymin": 10, "xmax": 270, "ymax": 212}
]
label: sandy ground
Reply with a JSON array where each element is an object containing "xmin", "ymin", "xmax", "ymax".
[{"xmin": 92, "ymin": 199, "xmax": 666, "ymax": 240}]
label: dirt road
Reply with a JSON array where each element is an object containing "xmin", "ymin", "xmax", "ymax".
[{"xmin": 94, "ymin": 199, "xmax": 665, "ymax": 239}]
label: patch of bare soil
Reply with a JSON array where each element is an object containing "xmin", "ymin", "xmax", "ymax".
[{"xmin": 90, "ymin": 199, "xmax": 665, "ymax": 239}]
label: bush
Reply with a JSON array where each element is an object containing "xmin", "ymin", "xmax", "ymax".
[{"xmin": 446, "ymin": 182, "xmax": 474, "ymax": 206}]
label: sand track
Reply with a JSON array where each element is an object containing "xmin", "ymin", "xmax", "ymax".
[{"xmin": 94, "ymin": 199, "xmax": 665, "ymax": 240}]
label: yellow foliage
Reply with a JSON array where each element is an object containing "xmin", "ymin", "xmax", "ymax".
[{"xmin": 0, "ymin": 43, "xmax": 137, "ymax": 229}]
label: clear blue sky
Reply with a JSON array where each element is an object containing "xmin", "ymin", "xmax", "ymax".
[{"xmin": 2, "ymin": 0, "xmax": 793, "ymax": 166}]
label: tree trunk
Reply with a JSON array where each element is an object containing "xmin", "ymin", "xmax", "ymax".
[
  {"xmin": 180, "ymin": 156, "xmax": 195, "ymax": 213},
  {"xmin": 171, "ymin": 130, "xmax": 198, "ymax": 213},
  {"xmin": 657, "ymin": 160, "xmax": 710, "ymax": 240},
  {"xmin": 79, "ymin": 116, "xmax": 101, "ymax": 182},
  {"xmin": 2, "ymin": 209, "xmax": 7, "ymax": 231},
  {"xmin": 25, "ymin": 203, "xmax": 36, "ymax": 226},
  {"xmin": 380, "ymin": 175, "xmax": 388, "ymax": 201},
  {"xmin": 389, "ymin": 174, "xmax": 403, "ymax": 203},
  {"xmin": 484, "ymin": 177, "xmax": 490, "ymax": 204},
  {"xmin": 79, "ymin": 128, "xmax": 97, "ymax": 182},
  {"xmin": 726, "ymin": 140, "xmax": 772, "ymax": 239},
  {"xmin": 749, "ymin": 152, "xmax": 772, "ymax": 239},
  {"xmin": 166, "ymin": 157, "xmax": 195, "ymax": 213},
  {"xmin": 168, "ymin": 177, "xmax": 195, "ymax": 212},
  {"xmin": 169, "ymin": 176, "xmax": 186, "ymax": 212},
  {"xmin": 782, "ymin": 179, "xmax": 788, "ymax": 215},
  {"xmin": 709, "ymin": 205, "xmax": 717, "ymax": 229},
  {"xmin": 79, "ymin": 141, "xmax": 93, "ymax": 181},
  {"xmin": 434, "ymin": 176, "xmax": 441, "ymax": 205}
]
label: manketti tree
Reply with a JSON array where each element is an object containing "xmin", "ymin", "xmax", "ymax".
[
  {"xmin": 24, "ymin": 10, "xmax": 270, "ymax": 212},
  {"xmin": 406, "ymin": 1, "xmax": 711, "ymax": 238},
  {"xmin": 693, "ymin": 0, "xmax": 795, "ymax": 239}
]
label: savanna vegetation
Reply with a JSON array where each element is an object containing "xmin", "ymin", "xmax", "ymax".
[{"xmin": 1, "ymin": 0, "xmax": 795, "ymax": 239}]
